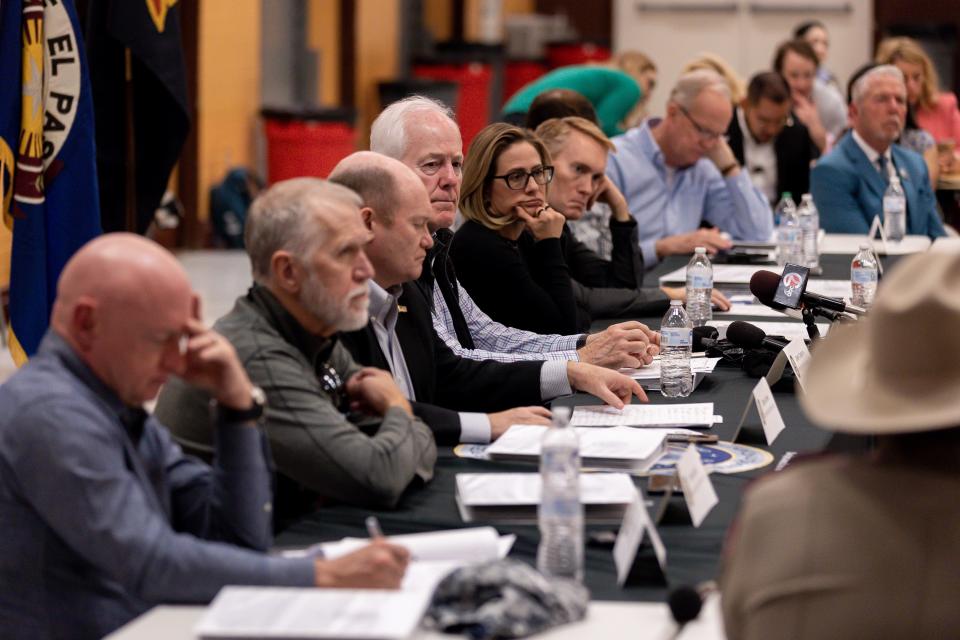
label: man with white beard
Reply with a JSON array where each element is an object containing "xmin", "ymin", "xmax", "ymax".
[{"xmin": 155, "ymin": 178, "xmax": 437, "ymax": 525}]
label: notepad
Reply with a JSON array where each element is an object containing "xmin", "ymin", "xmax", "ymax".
[
  {"xmin": 486, "ymin": 424, "xmax": 669, "ymax": 472},
  {"xmin": 455, "ymin": 472, "xmax": 638, "ymax": 524},
  {"xmin": 569, "ymin": 403, "xmax": 719, "ymax": 428}
]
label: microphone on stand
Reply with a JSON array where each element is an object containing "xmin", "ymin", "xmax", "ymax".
[{"xmin": 749, "ymin": 270, "xmax": 864, "ymax": 319}]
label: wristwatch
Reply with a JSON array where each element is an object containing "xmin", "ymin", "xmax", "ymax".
[{"xmin": 217, "ymin": 386, "xmax": 267, "ymax": 424}]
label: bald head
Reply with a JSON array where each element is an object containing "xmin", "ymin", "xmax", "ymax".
[
  {"xmin": 328, "ymin": 151, "xmax": 425, "ymax": 222},
  {"xmin": 330, "ymin": 151, "xmax": 434, "ymax": 288},
  {"xmin": 53, "ymin": 233, "xmax": 192, "ymax": 333},
  {"xmin": 51, "ymin": 233, "xmax": 196, "ymax": 406}
]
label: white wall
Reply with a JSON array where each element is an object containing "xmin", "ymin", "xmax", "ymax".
[{"xmin": 614, "ymin": 0, "xmax": 873, "ymax": 114}]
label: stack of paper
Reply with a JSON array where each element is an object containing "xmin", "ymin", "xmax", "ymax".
[
  {"xmin": 622, "ymin": 358, "xmax": 721, "ymax": 380},
  {"xmin": 196, "ymin": 584, "xmax": 437, "ymax": 639},
  {"xmin": 570, "ymin": 403, "xmax": 719, "ymax": 428},
  {"xmin": 487, "ymin": 424, "xmax": 669, "ymax": 471},
  {"xmin": 455, "ymin": 472, "xmax": 638, "ymax": 524}
]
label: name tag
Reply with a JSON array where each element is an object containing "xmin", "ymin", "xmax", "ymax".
[
  {"xmin": 676, "ymin": 444, "xmax": 719, "ymax": 527},
  {"xmin": 752, "ymin": 377, "xmax": 786, "ymax": 445}
]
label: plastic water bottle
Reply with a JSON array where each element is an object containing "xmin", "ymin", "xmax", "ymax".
[
  {"xmin": 850, "ymin": 244, "xmax": 879, "ymax": 309},
  {"xmin": 777, "ymin": 195, "xmax": 803, "ymax": 267},
  {"xmin": 660, "ymin": 300, "xmax": 693, "ymax": 398},
  {"xmin": 685, "ymin": 247, "xmax": 713, "ymax": 327},
  {"xmin": 537, "ymin": 406, "xmax": 583, "ymax": 582},
  {"xmin": 883, "ymin": 176, "xmax": 906, "ymax": 241},
  {"xmin": 797, "ymin": 194, "xmax": 820, "ymax": 270},
  {"xmin": 773, "ymin": 192, "xmax": 796, "ymax": 227}
]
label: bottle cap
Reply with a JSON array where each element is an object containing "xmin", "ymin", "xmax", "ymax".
[
  {"xmin": 694, "ymin": 246, "xmax": 706, "ymax": 254},
  {"xmin": 670, "ymin": 299, "xmax": 683, "ymax": 306},
  {"xmin": 859, "ymin": 243, "xmax": 871, "ymax": 250}
]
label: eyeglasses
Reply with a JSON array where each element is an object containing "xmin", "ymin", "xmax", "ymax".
[
  {"xmin": 678, "ymin": 104, "xmax": 725, "ymax": 142},
  {"xmin": 491, "ymin": 166, "xmax": 555, "ymax": 190}
]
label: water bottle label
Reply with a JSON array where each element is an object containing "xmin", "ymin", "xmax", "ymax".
[
  {"xmin": 687, "ymin": 275, "xmax": 712, "ymax": 289},
  {"xmin": 883, "ymin": 196, "xmax": 905, "ymax": 214},
  {"xmin": 661, "ymin": 327, "xmax": 692, "ymax": 347},
  {"xmin": 851, "ymin": 268, "xmax": 878, "ymax": 284}
]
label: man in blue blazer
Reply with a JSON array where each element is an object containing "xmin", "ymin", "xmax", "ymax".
[{"xmin": 811, "ymin": 65, "xmax": 946, "ymax": 238}]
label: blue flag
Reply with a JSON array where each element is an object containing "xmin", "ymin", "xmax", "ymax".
[{"xmin": 0, "ymin": 0, "xmax": 101, "ymax": 364}]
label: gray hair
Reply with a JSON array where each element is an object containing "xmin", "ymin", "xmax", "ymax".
[
  {"xmin": 244, "ymin": 178, "xmax": 362, "ymax": 283},
  {"xmin": 851, "ymin": 64, "xmax": 905, "ymax": 106},
  {"xmin": 370, "ymin": 95, "xmax": 456, "ymax": 159},
  {"xmin": 328, "ymin": 161, "xmax": 399, "ymax": 224},
  {"xmin": 669, "ymin": 69, "xmax": 732, "ymax": 109}
]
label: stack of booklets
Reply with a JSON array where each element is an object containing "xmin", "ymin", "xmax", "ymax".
[
  {"xmin": 196, "ymin": 528, "xmax": 512, "ymax": 639},
  {"xmin": 486, "ymin": 424, "xmax": 669, "ymax": 471},
  {"xmin": 455, "ymin": 472, "xmax": 639, "ymax": 524}
]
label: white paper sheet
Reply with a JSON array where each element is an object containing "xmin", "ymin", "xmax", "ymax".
[
  {"xmin": 487, "ymin": 425, "xmax": 669, "ymax": 461},
  {"xmin": 570, "ymin": 403, "xmax": 718, "ymax": 428},
  {"xmin": 710, "ymin": 320, "xmax": 829, "ymax": 342},
  {"xmin": 658, "ymin": 264, "xmax": 768, "ymax": 285},
  {"xmin": 819, "ymin": 233, "xmax": 930, "ymax": 255},
  {"xmin": 195, "ymin": 585, "xmax": 434, "ymax": 639},
  {"xmin": 318, "ymin": 527, "xmax": 507, "ymax": 563},
  {"xmin": 456, "ymin": 472, "xmax": 638, "ymax": 507},
  {"xmin": 621, "ymin": 358, "xmax": 721, "ymax": 380}
]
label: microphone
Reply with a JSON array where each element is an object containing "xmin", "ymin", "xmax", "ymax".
[
  {"xmin": 692, "ymin": 325, "xmax": 719, "ymax": 351},
  {"xmin": 666, "ymin": 585, "xmax": 703, "ymax": 639},
  {"xmin": 749, "ymin": 270, "xmax": 865, "ymax": 317},
  {"xmin": 726, "ymin": 320, "xmax": 790, "ymax": 351}
]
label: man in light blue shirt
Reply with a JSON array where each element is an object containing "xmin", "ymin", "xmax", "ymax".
[
  {"xmin": 0, "ymin": 234, "xmax": 408, "ymax": 639},
  {"xmin": 606, "ymin": 69, "xmax": 774, "ymax": 268}
]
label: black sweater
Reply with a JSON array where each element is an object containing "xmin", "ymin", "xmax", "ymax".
[{"xmin": 450, "ymin": 220, "xmax": 579, "ymax": 334}]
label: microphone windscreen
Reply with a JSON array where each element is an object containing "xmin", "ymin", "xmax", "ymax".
[
  {"xmin": 692, "ymin": 325, "xmax": 719, "ymax": 350},
  {"xmin": 726, "ymin": 320, "xmax": 766, "ymax": 349},
  {"xmin": 749, "ymin": 270, "xmax": 785, "ymax": 308},
  {"xmin": 668, "ymin": 585, "xmax": 703, "ymax": 624}
]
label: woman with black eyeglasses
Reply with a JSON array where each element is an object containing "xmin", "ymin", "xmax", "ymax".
[{"xmin": 449, "ymin": 123, "xmax": 579, "ymax": 335}]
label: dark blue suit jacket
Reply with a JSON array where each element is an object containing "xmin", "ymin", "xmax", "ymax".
[{"xmin": 810, "ymin": 132, "xmax": 946, "ymax": 238}]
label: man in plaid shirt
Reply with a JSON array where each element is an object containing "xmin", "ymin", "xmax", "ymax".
[{"xmin": 370, "ymin": 97, "xmax": 659, "ymax": 368}]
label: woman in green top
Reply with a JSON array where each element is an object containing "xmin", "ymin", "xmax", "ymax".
[{"xmin": 501, "ymin": 52, "xmax": 657, "ymax": 137}]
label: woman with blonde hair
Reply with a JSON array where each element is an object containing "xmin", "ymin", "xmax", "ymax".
[
  {"xmin": 682, "ymin": 53, "xmax": 746, "ymax": 104},
  {"xmin": 449, "ymin": 123, "xmax": 579, "ymax": 334},
  {"xmin": 876, "ymin": 36, "xmax": 960, "ymax": 170}
]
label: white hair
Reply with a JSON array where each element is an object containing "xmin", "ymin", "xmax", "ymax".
[
  {"xmin": 370, "ymin": 95, "xmax": 456, "ymax": 159},
  {"xmin": 669, "ymin": 69, "xmax": 732, "ymax": 109},
  {"xmin": 244, "ymin": 178, "xmax": 362, "ymax": 283},
  {"xmin": 852, "ymin": 65, "xmax": 905, "ymax": 106}
]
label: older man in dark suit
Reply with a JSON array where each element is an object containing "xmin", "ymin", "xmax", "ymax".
[{"xmin": 329, "ymin": 151, "xmax": 648, "ymax": 445}]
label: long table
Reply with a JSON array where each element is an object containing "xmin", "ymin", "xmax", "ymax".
[{"xmin": 274, "ymin": 253, "xmax": 873, "ymax": 602}]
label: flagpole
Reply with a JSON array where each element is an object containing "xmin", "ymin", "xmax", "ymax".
[{"xmin": 124, "ymin": 47, "xmax": 137, "ymax": 233}]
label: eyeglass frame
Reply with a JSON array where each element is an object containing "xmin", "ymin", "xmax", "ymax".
[
  {"xmin": 676, "ymin": 103, "xmax": 725, "ymax": 142},
  {"xmin": 490, "ymin": 165, "xmax": 555, "ymax": 190}
]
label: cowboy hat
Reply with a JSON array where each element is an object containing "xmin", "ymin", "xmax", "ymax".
[{"xmin": 800, "ymin": 251, "xmax": 960, "ymax": 434}]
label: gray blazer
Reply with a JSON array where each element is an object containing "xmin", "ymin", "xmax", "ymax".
[{"xmin": 155, "ymin": 286, "xmax": 437, "ymax": 518}]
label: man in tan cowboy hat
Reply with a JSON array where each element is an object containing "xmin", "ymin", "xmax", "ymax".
[{"xmin": 720, "ymin": 251, "xmax": 960, "ymax": 640}]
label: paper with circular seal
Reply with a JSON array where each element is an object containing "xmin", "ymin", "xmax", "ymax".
[{"xmin": 453, "ymin": 441, "xmax": 773, "ymax": 475}]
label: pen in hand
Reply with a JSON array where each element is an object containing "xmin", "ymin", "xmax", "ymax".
[{"xmin": 365, "ymin": 515, "xmax": 384, "ymax": 539}]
